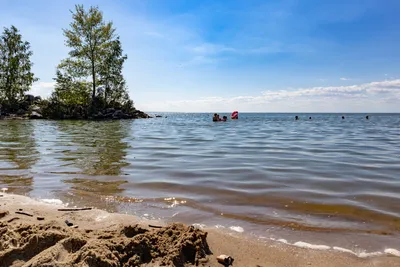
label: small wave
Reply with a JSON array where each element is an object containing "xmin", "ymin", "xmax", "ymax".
[
  {"xmin": 384, "ymin": 248, "xmax": 400, "ymax": 257},
  {"xmin": 273, "ymin": 239, "xmax": 400, "ymax": 258},
  {"xmin": 40, "ymin": 198, "xmax": 63, "ymax": 205},
  {"xmin": 229, "ymin": 226, "xmax": 244, "ymax": 233},
  {"xmin": 192, "ymin": 223, "xmax": 206, "ymax": 229},
  {"xmin": 293, "ymin": 241, "xmax": 330, "ymax": 250}
]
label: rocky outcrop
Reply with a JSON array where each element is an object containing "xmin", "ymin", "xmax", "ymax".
[
  {"xmin": 30, "ymin": 105, "xmax": 42, "ymax": 113},
  {"xmin": 91, "ymin": 109, "xmax": 151, "ymax": 120},
  {"xmin": 133, "ymin": 110, "xmax": 152, "ymax": 119},
  {"xmin": 1, "ymin": 94, "xmax": 151, "ymax": 121},
  {"xmin": 30, "ymin": 111, "xmax": 43, "ymax": 119}
]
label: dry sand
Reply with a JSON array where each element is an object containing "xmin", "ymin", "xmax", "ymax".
[{"xmin": 1, "ymin": 193, "xmax": 399, "ymax": 267}]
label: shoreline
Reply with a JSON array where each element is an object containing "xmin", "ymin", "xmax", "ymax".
[{"xmin": 1, "ymin": 193, "xmax": 400, "ymax": 266}]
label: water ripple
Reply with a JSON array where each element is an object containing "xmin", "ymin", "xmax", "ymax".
[{"xmin": 1, "ymin": 113, "xmax": 400, "ymax": 249}]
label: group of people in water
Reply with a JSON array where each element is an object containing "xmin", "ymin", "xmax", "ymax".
[
  {"xmin": 213, "ymin": 111, "xmax": 239, "ymax": 122},
  {"xmin": 214, "ymin": 112, "xmax": 370, "ymax": 121},
  {"xmin": 295, "ymin": 115, "xmax": 370, "ymax": 120}
]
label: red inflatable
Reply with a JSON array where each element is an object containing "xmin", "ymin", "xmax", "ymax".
[{"xmin": 231, "ymin": 111, "xmax": 238, "ymax": 119}]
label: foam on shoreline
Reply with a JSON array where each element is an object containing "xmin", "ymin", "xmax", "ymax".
[
  {"xmin": 1, "ymin": 193, "xmax": 400, "ymax": 267},
  {"xmin": 32, "ymin": 195, "xmax": 400, "ymax": 260}
]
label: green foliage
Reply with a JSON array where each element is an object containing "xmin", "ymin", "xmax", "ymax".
[
  {"xmin": 98, "ymin": 37, "xmax": 129, "ymax": 106},
  {"xmin": 53, "ymin": 70, "xmax": 91, "ymax": 106},
  {"xmin": 47, "ymin": 4, "xmax": 134, "ymax": 119},
  {"xmin": 62, "ymin": 4, "xmax": 116, "ymax": 100},
  {"xmin": 0, "ymin": 25, "xmax": 38, "ymax": 110}
]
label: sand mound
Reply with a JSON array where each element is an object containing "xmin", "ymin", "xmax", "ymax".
[{"xmin": 0, "ymin": 221, "xmax": 211, "ymax": 267}]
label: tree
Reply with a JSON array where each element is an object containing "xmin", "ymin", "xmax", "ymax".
[
  {"xmin": 62, "ymin": 5, "xmax": 117, "ymax": 102},
  {"xmin": 0, "ymin": 25, "xmax": 38, "ymax": 109},
  {"xmin": 98, "ymin": 37, "xmax": 129, "ymax": 106}
]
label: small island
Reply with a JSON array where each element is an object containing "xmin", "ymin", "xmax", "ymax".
[{"xmin": 0, "ymin": 5, "xmax": 149, "ymax": 120}]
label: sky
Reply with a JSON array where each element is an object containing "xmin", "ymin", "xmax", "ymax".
[{"xmin": 1, "ymin": 0, "xmax": 400, "ymax": 112}]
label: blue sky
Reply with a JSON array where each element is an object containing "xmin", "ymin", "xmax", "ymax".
[{"xmin": 1, "ymin": 0, "xmax": 400, "ymax": 112}]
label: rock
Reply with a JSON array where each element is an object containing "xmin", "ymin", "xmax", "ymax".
[
  {"xmin": 30, "ymin": 105, "xmax": 42, "ymax": 113},
  {"xmin": 112, "ymin": 110, "xmax": 125, "ymax": 119},
  {"xmin": 34, "ymin": 96, "xmax": 42, "ymax": 102},
  {"xmin": 37, "ymin": 216, "xmax": 45, "ymax": 221},
  {"xmin": 155, "ymin": 115, "xmax": 162, "ymax": 118},
  {"xmin": 30, "ymin": 111, "xmax": 43, "ymax": 119},
  {"xmin": 25, "ymin": 94, "xmax": 35, "ymax": 103},
  {"xmin": 133, "ymin": 110, "xmax": 150, "ymax": 119},
  {"xmin": 16, "ymin": 109, "xmax": 26, "ymax": 115},
  {"xmin": 93, "ymin": 112, "xmax": 105, "ymax": 120},
  {"xmin": 217, "ymin": 255, "xmax": 234, "ymax": 266},
  {"xmin": 105, "ymin": 108, "xmax": 115, "ymax": 114}
]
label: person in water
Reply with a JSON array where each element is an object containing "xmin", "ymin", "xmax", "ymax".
[
  {"xmin": 213, "ymin": 113, "xmax": 219, "ymax": 122},
  {"xmin": 222, "ymin": 116, "xmax": 227, "ymax": 121}
]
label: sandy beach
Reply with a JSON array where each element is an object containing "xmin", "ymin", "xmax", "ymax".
[{"xmin": 0, "ymin": 193, "xmax": 399, "ymax": 267}]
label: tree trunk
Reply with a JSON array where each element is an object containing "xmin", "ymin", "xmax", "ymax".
[{"xmin": 91, "ymin": 60, "xmax": 96, "ymax": 100}]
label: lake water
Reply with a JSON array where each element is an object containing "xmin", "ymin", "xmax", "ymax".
[{"xmin": 1, "ymin": 113, "xmax": 400, "ymax": 252}]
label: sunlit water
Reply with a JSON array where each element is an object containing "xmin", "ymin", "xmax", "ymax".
[{"xmin": 1, "ymin": 113, "xmax": 400, "ymax": 251}]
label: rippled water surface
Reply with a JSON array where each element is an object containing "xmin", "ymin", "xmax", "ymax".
[{"xmin": 1, "ymin": 113, "xmax": 400, "ymax": 249}]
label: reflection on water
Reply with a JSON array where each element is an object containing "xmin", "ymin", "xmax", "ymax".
[
  {"xmin": 1, "ymin": 114, "xmax": 400, "ymax": 250},
  {"xmin": 56, "ymin": 121, "xmax": 130, "ymax": 176},
  {"xmin": 0, "ymin": 121, "xmax": 39, "ymax": 194},
  {"xmin": 43, "ymin": 121, "xmax": 130, "ymax": 211}
]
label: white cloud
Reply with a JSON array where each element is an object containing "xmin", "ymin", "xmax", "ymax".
[
  {"xmin": 28, "ymin": 82, "xmax": 55, "ymax": 98},
  {"xmin": 340, "ymin": 77, "xmax": 351, "ymax": 81},
  {"xmin": 138, "ymin": 79, "xmax": 400, "ymax": 112}
]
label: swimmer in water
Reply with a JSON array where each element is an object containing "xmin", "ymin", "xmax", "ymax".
[
  {"xmin": 222, "ymin": 116, "xmax": 227, "ymax": 121},
  {"xmin": 213, "ymin": 113, "xmax": 219, "ymax": 122}
]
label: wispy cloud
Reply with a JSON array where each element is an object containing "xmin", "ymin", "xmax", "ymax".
[
  {"xmin": 138, "ymin": 79, "xmax": 400, "ymax": 112},
  {"xmin": 340, "ymin": 77, "xmax": 351, "ymax": 81},
  {"xmin": 190, "ymin": 43, "xmax": 236, "ymax": 55},
  {"xmin": 144, "ymin": 31, "xmax": 164, "ymax": 38}
]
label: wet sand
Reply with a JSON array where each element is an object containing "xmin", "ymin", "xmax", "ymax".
[{"xmin": 1, "ymin": 193, "xmax": 399, "ymax": 267}]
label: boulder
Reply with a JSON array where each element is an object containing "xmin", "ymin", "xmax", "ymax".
[
  {"xmin": 30, "ymin": 111, "xmax": 42, "ymax": 119},
  {"xmin": 93, "ymin": 111, "xmax": 105, "ymax": 120},
  {"xmin": 112, "ymin": 110, "xmax": 125, "ymax": 119},
  {"xmin": 105, "ymin": 108, "xmax": 115, "ymax": 114},
  {"xmin": 34, "ymin": 96, "xmax": 42, "ymax": 102},
  {"xmin": 133, "ymin": 110, "xmax": 151, "ymax": 119},
  {"xmin": 30, "ymin": 105, "xmax": 42, "ymax": 113}
]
